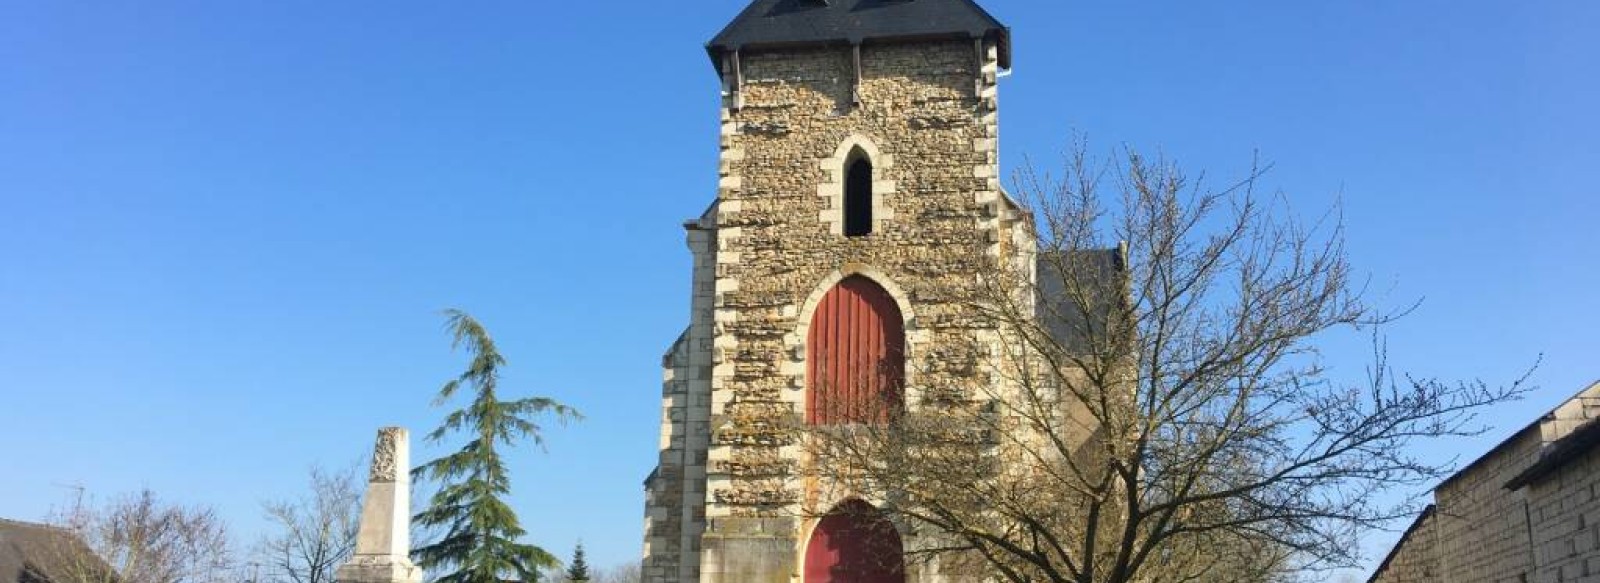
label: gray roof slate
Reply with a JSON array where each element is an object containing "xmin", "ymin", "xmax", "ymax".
[
  {"xmin": 707, "ymin": 0, "xmax": 1010, "ymax": 73},
  {"xmin": 1037, "ymin": 249, "xmax": 1125, "ymax": 355}
]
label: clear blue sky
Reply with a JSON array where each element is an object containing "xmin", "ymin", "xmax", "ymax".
[{"xmin": 2, "ymin": 0, "xmax": 1595, "ymax": 575}]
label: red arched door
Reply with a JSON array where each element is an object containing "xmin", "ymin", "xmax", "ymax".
[
  {"xmin": 805, "ymin": 499, "xmax": 905, "ymax": 583},
  {"xmin": 807, "ymin": 276, "xmax": 905, "ymax": 425}
]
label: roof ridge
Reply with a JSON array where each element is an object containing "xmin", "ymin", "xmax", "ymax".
[
  {"xmin": 1436, "ymin": 378, "xmax": 1600, "ymax": 490},
  {"xmin": 0, "ymin": 517, "xmax": 67, "ymax": 531},
  {"xmin": 0, "ymin": 518, "xmax": 50, "ymax": 527}
]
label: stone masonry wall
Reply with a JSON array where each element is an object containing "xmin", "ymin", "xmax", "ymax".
[
  {"xmin": 1368, "ymin": 509, "xmax": 1440, "ymax": 583},
  {"xmin": 643, "ymin": 212, "xmax": 717, "ymax": 583},
  {"xmin": 1526, "ymin": 441, "xmax": 1600, "ymax": 583},
  {"xmin": 697, "ymin": 38, "xmax": 1008, "ymax": 583},
  {"xmin": 1370, "ymin": 383, "xmax": 1600, "ymax": 583},
  {"xmin": 1432, "ymin": 428, "xmax": 1540, "ymax": 583}
]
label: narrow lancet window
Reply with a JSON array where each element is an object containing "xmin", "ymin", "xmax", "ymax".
[{"xmin": 844, "ymin": 153, "xmax": 873, "ymax": 237}]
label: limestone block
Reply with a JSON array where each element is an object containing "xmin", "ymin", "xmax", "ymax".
[{"xmin": 336, "ymin": 428, "xmax": 421, "ymax": 583}]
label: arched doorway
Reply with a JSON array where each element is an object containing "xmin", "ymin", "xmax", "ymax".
[
  {"xmin": 804, "ymin": 499, "xmax": 905, "ymax": 583},
  {"xmin": 806, "ymin": 275, "xmax": 906, "ymax": 425}
]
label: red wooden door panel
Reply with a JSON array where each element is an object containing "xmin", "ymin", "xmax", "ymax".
[
  {"xmin": 807, "ymin": 276, "xmax": 905, "ymax": 425},
  {"xmin": 804, "ymin": 499, "xmax": 905, "ymax": 583}
]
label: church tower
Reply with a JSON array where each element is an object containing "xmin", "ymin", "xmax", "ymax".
[{"xmin": 643, "ymin": 1, "xmax": 1032, "ymax": 581}]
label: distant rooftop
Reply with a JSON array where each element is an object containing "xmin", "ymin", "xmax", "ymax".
[
  {"xmin": 707, "ymin": 0, "xmax": 1011, "ymax": 73},
  {"xmin": 0, "ymin": 518, "xmax": 109, "ymax": 583},
  {"xmin": 1037, "ymin": 248, "xmax": 1126, "ymax": 355}
]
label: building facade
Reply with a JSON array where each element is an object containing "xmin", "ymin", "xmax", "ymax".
[
  {"xmin": 638, "ymin": 1, "xmax": 1063, "ymax": 581},
  {"xmin": 1369, "ymin": 380, "xmax": 1600, "ymax": 583}
]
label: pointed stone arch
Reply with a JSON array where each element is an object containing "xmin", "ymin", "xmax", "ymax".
[
  {"xmin": 803, "ymin": 498, "xmax": 906, "ymax": 583},
  {"xmin": 783, "ymin": 267, "xmax": 925, "ymax": 415},
  {"xmin": 819, "ymin": 134, "xmax": 896, "ymax": 236},
  {"xmin": 803, "ymin": 275, "xmax": 906, "ymax": 425}
]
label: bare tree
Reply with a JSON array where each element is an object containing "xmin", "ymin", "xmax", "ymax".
[
  {"xmin": 255, "ymin": 464, "xmax": 363, "ymax": 583},
  {"xmin": 49, "ymin": 489, "xmax": 234, "ymax": 583},
  {"xmin": 547, "ymin": 560, "xmax": 638, "ymax": 583},
  {"xmin": 593, "ymin": 562, "xmax": 640, "ymax": 583},
  {"xmin": 802, "ymin": 144, "xmax": 1532, "ymax": 583}
]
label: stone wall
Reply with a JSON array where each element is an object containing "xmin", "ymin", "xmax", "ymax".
[
  {"xmin": 1526, "ymin": 440, "xmax": 1600, "ymax": 583},
  {"xmin": 1367, "ymin": 426, "xmax": 1538, "ymax": 583},
  {"xmin": 1370, "ymin": 382, "xmax": 1600, "ymax": 583},
  {"xmin": 643, "ymin": 209, "xmax": 718, "ymax": 582},
  {"xmin": 1431, "ymin": 428, "xmax": 1540, "ymax": 582},
  {"xmin": 1368, "ymin": 507, "xmax": 1440, "ymax": 583},
  {"xmin": 693, "ymin": 37, "xmax": 1014, "ymax": 583}
]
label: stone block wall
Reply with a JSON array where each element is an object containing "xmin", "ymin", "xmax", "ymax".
[
  {"xmin": 1526, "ymin": 443, "xmax": 1600, "ymax": 583},
  {"xmin": 1432, "ymin": 428, "xmax": 1540, "ymax": 582},
  {"xmin": 643, "ymin": 211, "xmax": 718, "ymax": 582},
  {"xmin": 694, "ymin": 37, "xmax": 1016, "ymax": 583},
  {"xmin": 1368, "ymin": 508, "xmax": 1440, "ymax": 583},
  {"xmin": 1370, "ymin": 382, "xmax": 1600, "ymax": 583},
  {"xmin": 1366, "ymin": 427, "xmax": 1539, "ymax": 583}
]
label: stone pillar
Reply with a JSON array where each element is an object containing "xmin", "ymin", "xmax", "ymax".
[{"xmin": 336, "ymin": 427, "xmax": 423, "ymax": 583}]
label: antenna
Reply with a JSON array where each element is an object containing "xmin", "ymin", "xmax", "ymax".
[{"xmin": 50, "ymin": 481, "xmax": 87, "ymax": 520}]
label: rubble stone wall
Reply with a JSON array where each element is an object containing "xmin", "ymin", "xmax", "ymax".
[{"xmin": 695, "ymin": 38, "xmax": 1009, "ymax": 583}]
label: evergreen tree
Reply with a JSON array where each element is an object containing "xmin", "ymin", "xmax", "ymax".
[
  {"xmin": 564, "ymin": 543, "xmax": 590, "ymax": 582},
  {"xmin": 413, "ymin": 309, "xmax": 580, "ymax": 583}
]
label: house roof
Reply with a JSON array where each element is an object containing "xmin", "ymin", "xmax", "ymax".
[
  {"xmin": 706, "ymin": 0, "xmax": 1011, "ymax": 74},
  {"xmin": 0, "ymin": 519, "xmax": 108, "ymax": 583}
]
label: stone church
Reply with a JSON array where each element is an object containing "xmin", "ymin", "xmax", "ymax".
[{"xmin": 639, "ymin": 1, "xmax": 1101, "ymax": 581}]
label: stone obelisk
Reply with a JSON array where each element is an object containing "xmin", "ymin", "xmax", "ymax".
[{"xmin": 336, "ymin": 427, "xmax": 423, "ymax": 583}]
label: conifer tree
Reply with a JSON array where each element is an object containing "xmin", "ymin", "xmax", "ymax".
[
  {"xmin": 413, "ymin": 309, "xmax": 580, "ymax": 583},
  {"xmin": 564, "ymin": 543, "xmax": 590, "ymax": 582}
]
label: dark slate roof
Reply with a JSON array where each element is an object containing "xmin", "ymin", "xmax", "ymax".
[
  {"xmin": 1506, "ymin": 416, "xmax": 1600, "ymax": 491},
  {"xmin": 707, "ymin": 0, "xmax": 1011, "ymax": 73},
  {"xmin": 1036, "ymin": 249, "xmax": 1125, "ymax": 355},
  {"xmin": 0, "ymin": 519, "xmax": 109, "ymax": 583}
]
